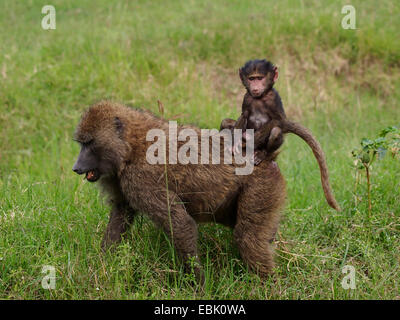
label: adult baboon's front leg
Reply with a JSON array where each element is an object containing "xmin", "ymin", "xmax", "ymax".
[
  {"xmin": 153, "ymin": 191, "xmax": 202, "ymax": 282},
  {"xmin": 101, "ymin": 202, "xmax": 136, "ymax": 251},
  {"xmin": 123, "ymin": 179, "xmax": 203, "ymax": 283}
]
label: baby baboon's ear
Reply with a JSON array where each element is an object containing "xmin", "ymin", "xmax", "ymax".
[{"xmin": 114, "ymin": 117, "xmax": 124, "ymax": 137}]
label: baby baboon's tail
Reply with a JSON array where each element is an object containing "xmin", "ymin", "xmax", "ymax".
[{"xmin": 283, "ymin": 120, "xmax": 341, "ymax": 211}]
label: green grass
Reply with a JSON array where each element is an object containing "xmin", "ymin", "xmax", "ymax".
[{"xmin": 0, "ymin": 0, "xmax": 399, "ymax": 299}]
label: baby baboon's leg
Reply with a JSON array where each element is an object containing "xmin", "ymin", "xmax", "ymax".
[
  {"xmin": 220, "ymin": 118, "xmax": 236, "ymax": 131},
  {"xmin": 101, "ymin": 202, "xmax": 136, "ymax": 251},
  {"xmin": 253, "ymin": 120, "xmax": 282, "ymax": 150},
  {"xmin": 266, "ymin": 126, "xmax": 284, "ymax": 153},
  {"xmin": 252, "ymin": 125, "xmax": 284, "ymax": 165},
  {"xmin": 252, "ymin": 150, "xmax": 268, "ymax": 166},
  {"xmin": 221, "ymin": 118, "xmax": 244, "ymax": 155}
]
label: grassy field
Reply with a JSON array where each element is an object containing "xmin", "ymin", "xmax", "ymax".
[{"xmin": 0, "ymin": 0, "xmax": 399, "ymax": 299}]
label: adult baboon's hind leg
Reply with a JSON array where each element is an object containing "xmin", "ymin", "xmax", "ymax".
[
  {"xmin": 233, "ymin": 216, "xmax": 277, "ymax": 277},
  {"xmin": 233, "ymin": 162, "xmax": 285, "ymax": 277}
]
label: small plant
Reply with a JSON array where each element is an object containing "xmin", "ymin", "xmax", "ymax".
[{"xmin": 352, "ymin": 125, "xmax": 400, "ymax": 215}]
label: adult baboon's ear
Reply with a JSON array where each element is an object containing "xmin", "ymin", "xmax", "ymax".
[{"xmin": 114, "ymin": 117, "xmax": 124, "ymax": 137}]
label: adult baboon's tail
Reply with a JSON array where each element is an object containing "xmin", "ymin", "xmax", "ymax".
[{"xmin": 282, "ymin": 120, "xmax": 341, "ymax": 211}]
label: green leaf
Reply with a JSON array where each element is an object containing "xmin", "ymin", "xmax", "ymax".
[
  {"xmin": 379, "ymin": 125, "xmax": 399, "ymax": 137},
  {"xmin": 361, "ymin": 152, "xmax": 370, "ymax": 164},
  {"xmin": 377, "ymin": 147, "xmax": 387, "ymax": 160},
  {"xmin": 361, "ymin": 138, "xmax": 373, "ymax": 147}
]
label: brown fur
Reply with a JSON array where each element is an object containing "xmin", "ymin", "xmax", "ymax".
[{"xmin": 74, "ymin": 101, "xmax": 286, "ymax": 281}]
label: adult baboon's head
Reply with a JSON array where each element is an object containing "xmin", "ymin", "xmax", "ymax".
[{"xmin": 72, "ymin": 101, "xmax": 128, "ymax": 182}]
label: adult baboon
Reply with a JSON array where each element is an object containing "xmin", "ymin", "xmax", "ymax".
[{"xmin": 73, "ymin": 101, "xmax": 286, "ymax": 281}]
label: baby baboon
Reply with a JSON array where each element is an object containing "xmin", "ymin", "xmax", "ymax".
[
  {"xmin": 221, "ymin": 59, "xmax": 340, "ymax": 211},
  {"xmin": 73, "ymin": 101, "xmax": 286, "ymax": 282}
]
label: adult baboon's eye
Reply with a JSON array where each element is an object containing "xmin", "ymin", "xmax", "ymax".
[{"xmin": 82, "ymin": 139, "xmax": 93, "ymax": 147}]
